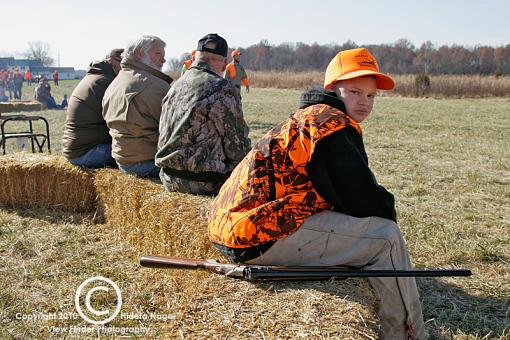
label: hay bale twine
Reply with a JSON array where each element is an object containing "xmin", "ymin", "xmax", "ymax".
[{"xmin": 0, "ymin": 153, "xmax": 96, "ymax": 212}]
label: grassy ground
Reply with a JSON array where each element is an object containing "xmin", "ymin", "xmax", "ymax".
[
  {"xmin": 1, "ymin": 86, "xmax": 509, "ymax": 338},
  {"xmin": 16, "ymin": 79, "xmax": 75, "ymax": 103}
]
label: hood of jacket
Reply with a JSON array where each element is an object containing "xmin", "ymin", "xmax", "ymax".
[
  {"xmin": 299, "ymin": 86, "xmax": 346, "ymax": 113},
  {"xmin": 86, "ymin": 60, "xmax": 116, "ymax": 76}
]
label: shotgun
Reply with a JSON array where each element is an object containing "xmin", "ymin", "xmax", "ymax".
[{"xmin": 140, "ymin": 255, "xmax": 472, "ymax": 281}]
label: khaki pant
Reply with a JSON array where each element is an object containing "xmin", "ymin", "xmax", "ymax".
[{"xmin": 246, "ymin": 210, "xmax": 427, "ymax": 339}]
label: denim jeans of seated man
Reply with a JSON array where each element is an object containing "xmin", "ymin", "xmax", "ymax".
[
  {"xmin": 69, "ymin": 143, "xmax": 117, "ymax": 169},
  {"xmin": 118, "ymin": 160, "xmax": 160, "ymax": 178},
  {"xmin": 45, "ymin": 96, "xmax": 59, "ymax": 109}
]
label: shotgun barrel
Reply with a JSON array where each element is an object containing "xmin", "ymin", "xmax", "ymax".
[{"xmin": 140, "ymin": 255, "xmax": 472, "ymax": 281}]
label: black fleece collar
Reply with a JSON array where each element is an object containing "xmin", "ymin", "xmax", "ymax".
[{"xmin": 299, "ymin": 86, "xmax": 346, "ymax": 113}]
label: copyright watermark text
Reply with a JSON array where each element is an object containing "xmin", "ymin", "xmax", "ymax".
[{"xmin": 14, "ymin": 275, "xmax": 175, "ymax": 336}]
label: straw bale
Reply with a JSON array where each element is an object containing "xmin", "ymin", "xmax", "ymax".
[
  {"xmin": 0, "ymin": 103, "xmax": 14, "ymax": 113},
  {"xmin": 93, "ymin": 170, "xmax": 379, "ymax": 337},
  {"xmin": 0, "ymin": 101, "xmax": 43, "ymax": 113},
  {"xmin": 94, "ymin": 169, "xmax": 215, "ymax": 258},
  {"xmin": 131, "ymin": 270, "xmax": 379, "ymax": 338},
  {"xmin": 0, "ymin": 153, "xmax": 95, "ymax": 212},
  {"xmin": 13, "ymin": 101, "xmax": 44, "ymax": 112}
]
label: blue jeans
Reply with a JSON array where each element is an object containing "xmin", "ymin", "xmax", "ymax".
[
  {"xmin": 44, "ymin": 96, "xmax": 59, "ymax": 109},
  {"xmin": 68, "ymin": 143, "xmax": 116, "ymax": 169},
  {"xmin": 118, "ymin": 160, "xmax": 160, "ymax": 178}
]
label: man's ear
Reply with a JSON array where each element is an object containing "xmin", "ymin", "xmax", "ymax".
[
  {"xmin": 222, "ymin": 59, "xmax": 227, "ymax": 72},
  {"xmin": 134, "ymin": 48, "xmax": 142, "ymax": 61}
]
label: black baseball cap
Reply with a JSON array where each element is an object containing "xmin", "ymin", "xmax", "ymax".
[{"xmin": 196, "ymin": 33, "xmax": 228, "ymax": 57}]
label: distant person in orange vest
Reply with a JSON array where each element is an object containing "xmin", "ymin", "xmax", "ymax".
[
  {"xmin": 209, "ymin": 48, "xmax": 427, "ymax": 339},
  {"xmin": 224, "ymin": 49, "xmax": 250, "ymax": 93},
  {"xmin": 52, "ymin": 69, "xmax": 59, "ymax": 86},
  {"xmin": 181, "ymin": 50, "xmax": 196, "ymax": 75},
  {"xmin": 25, "ymin": 69, "xmax": 32, "ymax": 86}
]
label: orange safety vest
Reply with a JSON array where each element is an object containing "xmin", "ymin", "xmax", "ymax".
[
  {"xmin": 208, "ymin": 103, "xmax": 362, "ymax": 248},
  {"xmin": 225, "ymin": 62, "xmax": 249, "ymax": 87},
  {"xmin": 225, "ymin": 63, "xmax": 236, "ymax": 78}
]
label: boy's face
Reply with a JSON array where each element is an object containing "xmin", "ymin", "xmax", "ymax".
[{"xmin": 333, "ymin": 77, "xmax": 377, "ymax": 123}]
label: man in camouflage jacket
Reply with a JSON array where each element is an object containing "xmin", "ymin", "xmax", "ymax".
[{"xmin": 156, "ymin": 33, "xmax": 251, "ymax": 195}]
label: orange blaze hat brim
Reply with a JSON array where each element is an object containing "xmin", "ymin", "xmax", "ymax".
[{"xmin": 324, "ymin": 48, "xmax": 395, "ymax": 90}]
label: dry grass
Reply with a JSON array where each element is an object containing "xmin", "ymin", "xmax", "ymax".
[
  {"xmin": 250, "ymin": 71, "xmax": 323, "ymax": 90},
  {"xmin": 0, "ymin": 90, "xmax": 509, "ymax": 338},
  {"xmin": 391, "ymin": 74, "xmax": 510, "ymax": 98},
  {"xmin": 249, "ymin": 71, "xmax": 510, "ymax": 98}
]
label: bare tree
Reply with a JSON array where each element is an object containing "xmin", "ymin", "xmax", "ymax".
[
  {"xmin": 165, "ymin": 57, "xmax": 183, "ymax": 73},
  {"xmin": 24, "ymin": 41, "xmax": 54, "ymax": 66}
]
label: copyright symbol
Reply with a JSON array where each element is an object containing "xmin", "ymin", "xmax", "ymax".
[{"xmin": 75, "ymin": 276, "xmax": 122, "ymax": 325}]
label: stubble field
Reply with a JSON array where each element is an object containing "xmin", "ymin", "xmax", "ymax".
[{"xmin": 0, "ymin": 80, "xmax": 509, "ymax": 339}]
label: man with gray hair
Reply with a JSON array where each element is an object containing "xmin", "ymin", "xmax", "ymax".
[
  {"xmin": 156, "ymin": 33, "xmax": 251, "ymax": 195},
  {"xmin": 103, "ymin": 35, "xmax": 173, "ymax": 177}
]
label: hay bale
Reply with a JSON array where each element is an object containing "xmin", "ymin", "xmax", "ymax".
[
  {"xmin": 0, "ymin": 101, "xmax": 43, "ymax": 113},
  {"xmin": 0, "ymin": 153, "xmax": 96, "ymax": 212},
  {"xmin": 0, "ymin": 102, "xmax": 15, "ymax": 114},
  {"xmin": 133, "ymin": 270, "xmax": 379, "ymax": 338},
  {"xmin": 92, "ymin": 170, "xmax": 379, "ymax": 337},
  {"xmin": 94, "ymin": 169, "xmax": 215, "ymax": 258},
  {"xmin": 11, "ymin": 101, "xmax": 44, "ymax": 112}
]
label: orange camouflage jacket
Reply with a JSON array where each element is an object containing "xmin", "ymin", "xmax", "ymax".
[{"xmin": 208, "ymin": 103, "xmax": 362, "ymax": 248}]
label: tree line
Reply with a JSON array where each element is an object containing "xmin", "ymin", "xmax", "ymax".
[{"xmin": 169, "ymin": 39, "xmax": 510, "ymax": 75}]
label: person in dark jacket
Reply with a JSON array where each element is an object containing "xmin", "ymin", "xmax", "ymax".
[
  {"xmin": 209, "ymin": 48, "xmax": 427, "ymax": 339},
  {"xmin": 62, "ymin": 48, "xmax": 124, "ymax": 168},
  {"xmin": 34, "ymin": 77, "xmax": 58, "ymax": 109}
]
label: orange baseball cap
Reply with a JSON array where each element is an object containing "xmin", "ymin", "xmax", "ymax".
[
  {"xmin": 324, "ymin": 48, "xmax": 395, "ymax": 90},
  {"xmin": 231, "ymin": 49, "xmax": 241, "ymax": 58}
]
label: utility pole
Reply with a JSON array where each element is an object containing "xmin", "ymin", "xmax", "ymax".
[{"xmin": 58, "ymin": 51, "xmax": 60, "ymax": 67}]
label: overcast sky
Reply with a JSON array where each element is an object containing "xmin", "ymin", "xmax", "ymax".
[{"xmin": 1, "ymin": 0, "xmax": 508, "ymax": 70}]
